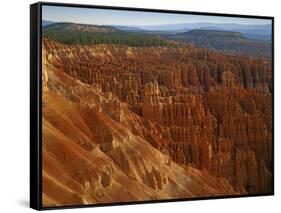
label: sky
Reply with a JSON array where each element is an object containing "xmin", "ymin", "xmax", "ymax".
[{"xmin": 42, "ymin": 5, "xmax": 271, "ymax": 26}]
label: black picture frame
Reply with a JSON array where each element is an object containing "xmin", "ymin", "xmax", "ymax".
[{"xmin": 30, "ymin": 1, "xmax": 274, "ymax": 210}]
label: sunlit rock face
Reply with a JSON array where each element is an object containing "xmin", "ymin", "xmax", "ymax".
[{"xmin": 42, "ymin": 38, "xmax": 272, "ymax": 207}]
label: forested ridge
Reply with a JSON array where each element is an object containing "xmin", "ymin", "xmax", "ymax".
[{"xmin": 43, "ymin": 23, "xmax": 178, "ymax": 47}]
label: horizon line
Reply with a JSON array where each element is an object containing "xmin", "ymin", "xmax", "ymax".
[{"xmin": 43, "ymin": 19, "xmax": 271, "ymax": 27}]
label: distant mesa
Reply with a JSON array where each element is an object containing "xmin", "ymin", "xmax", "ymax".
[
  {"xmin": 43, "ymin": 22, "xmax": 120, "ymax": 33},
  {"xmin": 168, "ymin": 29, "xmax": 271, "ymax": 58},
  {"xmin": 42, "ymin": 22, "xmax": 178, "ymax": 47},
  {"xmin": 42, "ymin": 20, "xmax": 272, "ymax": 40},
  {"xmin": 132, "ymin": 22, "xmax": 272, "ymax": 41}
]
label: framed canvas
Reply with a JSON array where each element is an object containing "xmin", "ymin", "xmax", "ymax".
[{"xmin": 30, "ymin": 2, "xmax": 274, "ymax": 210}]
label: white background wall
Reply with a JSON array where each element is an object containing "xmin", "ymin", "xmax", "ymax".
[{"xmin": 0, "ymin": 0, "xmax": 279, "ymax": 212}]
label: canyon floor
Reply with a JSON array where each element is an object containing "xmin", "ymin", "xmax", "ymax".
[{"xmin": 41, "ymin": 38, "xmax": 272, "ymax": 207}]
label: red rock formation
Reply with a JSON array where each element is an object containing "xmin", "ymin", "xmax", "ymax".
[{"xmin": 42, "ymin": 38, "xmax": 272, "ymax": 207}]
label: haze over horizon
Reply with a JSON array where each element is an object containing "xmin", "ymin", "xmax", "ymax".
[{"xmin": 43, "ymin": 5, "xmax": 271, "ymax": 27}]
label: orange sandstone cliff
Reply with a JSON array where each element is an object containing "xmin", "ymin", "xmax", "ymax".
[{"xmin": 42, "ymin": 38, "xmax": 272, "ymax": 207}]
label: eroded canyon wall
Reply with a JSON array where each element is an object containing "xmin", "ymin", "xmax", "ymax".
[{"xmin": 42, "ymin": 38, "xmax": 272, "ymax": 206}]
